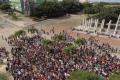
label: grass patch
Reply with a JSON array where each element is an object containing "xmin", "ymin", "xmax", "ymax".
[
  {"xmin": 66, "ymin": 70, "xmax": 103, "ymax": 80},
  {"xmin": 109, "ymin": 74, "xmax": 120, "ymax": 80},
  {"xmin": 67, "ymin": 70, "xmax": 120, "ymax": 80},
  {"xmin": 0, "ymin": 73, "xmax": 8, "ymax": 80}
]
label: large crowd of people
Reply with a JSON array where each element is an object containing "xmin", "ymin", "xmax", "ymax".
[{"xmin": 0, "ymin": 29, "xmax": 120, "ymax": 80}]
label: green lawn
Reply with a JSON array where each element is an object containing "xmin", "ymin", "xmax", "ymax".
[{"xmin": 66, "ymin": 70, "xmax": 120, "ymax": 80}]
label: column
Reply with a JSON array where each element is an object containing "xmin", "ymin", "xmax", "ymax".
[
  {"xmin": 99, "ymin": 19, "xmax": 105, "ymax": 33},
  {"xmin": 81, "ymin": 18, "xmax": 85, "ymax": 30},
  {"xmin": 86, "ymin": 19, "xmax": 90, "ymax": 31},
  {"xmin": 106, "ymin": 20, "xmax": 112, "ymax": 34},
  {"xmin": 83, "ymin": 18, "xmax": 85, "ymax": 25},
  {"xmin": 93, "ymin": 19, "xmax": 99, "ymax": 33},
  {"xmin": 113, "ymin": 15, "xmax": 120, "ymax": 35},
  {"xmin": 83, "ymin": 19, "xmax": 87, "ymax": 32},
  {"xmin": 90, "ymin": 18, "xmax": 93, "ymax": 28},
  {"xmin": 87, "ymin": 19, "xmax": 91, "ymax": 31}
]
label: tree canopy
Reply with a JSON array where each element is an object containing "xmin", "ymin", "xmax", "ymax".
[
  {"xmin": 83, "ymin": 2, "xmax": 120, "ymax": 23},
  {"xmin": 74, "ymin": 38, "xmax": 86, "ymax": 46},
  {"xmin": 41, "ymin": 39, "xmax": 53, "ymax": 47},
  {"xmin": 83, "ymin": 3, "xmax": 105, "ymax": 14},
  {"xmin": 34, "ymin": 1, "xmax": 66, "ymax": 17},
  {"xmin": 32, "ymin": 1, "xmax": 83, "ymax": 18},
  {"xmin": 0, "ymin": 3, "xmax": 11, "ymax": 11}
]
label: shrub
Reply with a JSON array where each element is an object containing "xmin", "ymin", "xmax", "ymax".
[
  {"xmin": 28, "ymin": 27, "xmax": 38, "ymax": 34},
  {"xmin": 0, "ymin": 3, "xmax": 11, "ymax": 11},
  {"xmin": 74, "ymin": 38, "xmax": 86, "ymax": 46},
  {"xmin": 64, "ymin": 45, "xmax": 76, "ymax": 56},
  {"xmin": 14, "ymin": 30, "xmax": 26, "ymax": 38},
  {"xmin": 53, "ymin": 34, "xmax": 66, "ymax": 42},
  {"xmin": 41, "ymin": 39, "xmax": 53, "ymax": 47}
]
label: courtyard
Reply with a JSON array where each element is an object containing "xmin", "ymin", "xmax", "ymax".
[{"xmin": 0, "ymin": 2, "xmax": 120, "ymax": 79}]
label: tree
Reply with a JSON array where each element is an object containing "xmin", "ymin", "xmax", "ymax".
[
  {"xmin": 83, "ymin": 3, "xmax": 105, "ymax": 14},
  {"xmin": 34, "ymin": 1, "xmax": 65, "ymax": 18},
  {"xmin": 62, "ymin": 0, "xmax": 83, "ymax": 13},
  {"xmin": 0, "ymin": 3, "xmax": 11, "ymax": 11},
  {"xmin": 83, "ymin": 7, "xmax": 95, "ymax": 14}
]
